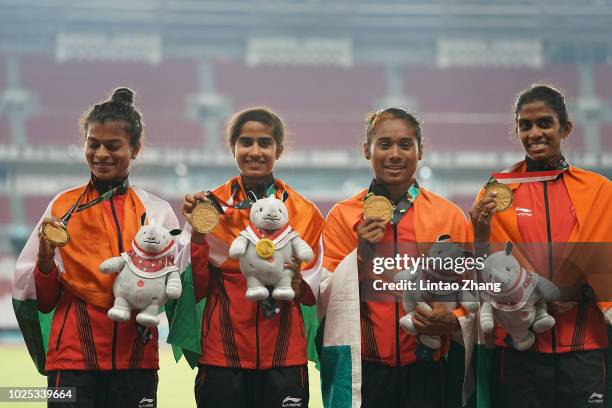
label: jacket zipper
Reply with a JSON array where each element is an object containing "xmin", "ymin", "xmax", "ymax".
[
  {"xmin": 543, "ymin": 181, "xmax": 556, "ymax": 352},
  {"xmin": 393, "ymin": 223, "xmax": 401, "ymax": 367},
  {"xmin": 55, "ymin": 302, "xmax": 72, "ymax": 350},
  {"xmin": 255, "ymin": 304, "xmax": 261, "ymax": 368},
  {"xmin": 109, "ymin": 197, "xmax": 123, "ymax": 369},
  {"xmin": 109, "ymin": 198, "xmax": 123, "ymax": 252},
  {"xmin": 298, "ymin": 303, "xmax": 306, "ymax": 339}
]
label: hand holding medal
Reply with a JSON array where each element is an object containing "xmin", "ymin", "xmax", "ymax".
[
  {"xmin": 357, "ymin": 195, "xmax": 393, "ymax": 265},
  {"xmin": 364, "ymin": 195, "xmax": 393, "ymax": 223},
  {"xmin": 37, "ymin": 217, "xmax": 65, "ymax": 273},
  {"xmin": 484, "ymin": 182, "xmax": 513, "ymax": 213},
  {"xmin": 39, "ymin": 218, "xmax": 70, "ymax": 247},
  {"xmin": 39, "ymin": 179, "xmax": 129, "ymax": 248},
  {"xmin": 470, "ymin": 180, "xmax": 513, "ymax": 244},
  {"xmin": 183, "ymin": 191, "xmax": 220, "ymax": 234}
]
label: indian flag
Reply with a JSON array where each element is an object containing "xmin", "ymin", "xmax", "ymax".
[{"xmin": 12, "ymin": 198, "xmax": 59, "ymax": 375}]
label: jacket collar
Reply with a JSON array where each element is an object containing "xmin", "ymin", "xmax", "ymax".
[{"xmin": 91, "ymin": 174, "xmax": 130, "ymax": 195}]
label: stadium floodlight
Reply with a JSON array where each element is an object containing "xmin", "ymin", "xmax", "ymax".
[
  {"xmin": 246, "ymin": 37, "xmax": 353, "ymax": 67},
  {"xmin": 55, "ymin": 33, "xmax": 162, "ymax": 64},
  {"xmin": 436, "ymin": 38, "xmax": 542, "ymax": 68}
]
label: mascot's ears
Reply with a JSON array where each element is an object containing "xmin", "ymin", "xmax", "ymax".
[
  {"xmin": 169, "ymin": 229, "xmax": 182, "ymax": 236},
  {"xmin": 505, "ymin": 241, "xmax": 514, "ymax": 256}
]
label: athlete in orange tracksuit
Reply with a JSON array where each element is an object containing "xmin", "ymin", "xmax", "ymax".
[
  {"xmin": 320, "ymin": 108, "xmax": 474, "ymax": 408},
  {"xmin": 181, "ymin": 108, "xmax": 324, "ymax": 408},
  {"xmin": 13, "ymin": 88, "xmax": 178, "ymax": 408},
  {"xmin": 471, "ymin": 84, "xmax": 612, "ymax": 408}
]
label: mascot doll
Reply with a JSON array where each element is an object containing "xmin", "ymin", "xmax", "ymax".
[
  {"xmin": 229, "ymin": 194, "xmax": 313, "ymax": 301},
  {"xmin": 479, "ymin": 242, "xmax": 560, "ymax": 350},
  {"xmin": 396, "ymin": 234, "xmax": 478, "ymax": 349},
  {"xmin": 99, "ymin": 217, "xmax": 181, "ymax": 327}
]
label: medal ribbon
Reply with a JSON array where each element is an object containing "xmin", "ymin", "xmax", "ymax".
[
  {"xmin": 206, "ymin": 182, "xmax": 282, "ymax": 215},
  {"xmin": 59, "ymin": 178, "xmax": 130, "ymax": 225},
  {"xmin": 365, "ymin": 180, "xmax": 421, "ymax": 224},
  {"xmin": 248, "ymin": 223, "xmax": 291, "ymax": 241},
  {"xmin": 489, "ymin": 169, "xmax": 564, "ymax": 185},
  {"xmin": 488, "ymin": 158, "xmax": 568, "ymax": 185}
]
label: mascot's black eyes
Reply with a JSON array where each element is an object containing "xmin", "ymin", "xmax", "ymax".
[
  {"xmin": 278, "ymin": 209, "xmax": 282, "ymax": 213},
  {"xmin": 505, "ymin": 266, "xmax": 511, "ymax": 271},
  {"xmin": 259, "ymin": 208, "xmax": 263, "ymax": 212}
]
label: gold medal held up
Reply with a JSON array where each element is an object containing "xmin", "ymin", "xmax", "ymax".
[
  {"xmin": 190, "ymin": 200, "xmax": 220, "ymax": 234},
  {"xmin": 41, "ymin": 223, "xmax": 70, "ymax": 247},
  {"xmin": 364, "ymin": 195, "xmax": 393, "ymax": 223},
  {"xmin": 256, "ymin": 238, "xmax": 275, "ymax": 259},
  {"xmin": 485, "ymin": 182, "xmax": 513, "ymax": 212}
]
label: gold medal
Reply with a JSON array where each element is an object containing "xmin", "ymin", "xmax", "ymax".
[
  {"xmin": 364, "ymin": 195, "xmax": 393, "ymax": 223},
  {"xmin": 256, "ymin": 238, "xmax": 275, "ymax": 259},
  {"xmin": 485, "ymin": 182, "xmax": 513, "ymax": 212},
  {"xmin": 189, "ymin": 200, "xmax": 219, "ymax": 234},
  {"xmin": 41, "ymin": 223, "xmax": 70, "ymax": 247}
]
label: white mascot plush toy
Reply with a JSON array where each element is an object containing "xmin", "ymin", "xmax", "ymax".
[
  {"xmin": 396, "ymin": 234, "xmax": 478, "ymax": 349},
  {"xmin": 229, "ymin": 194, "xmax": 313, "ymax": 301},
  {"xmin": 99, "ymin": 218, "xmax": 182, "ymax": 327},
  {"xmin": 479, "ymin": 242, "xmax": 560, "ymax": 350}
]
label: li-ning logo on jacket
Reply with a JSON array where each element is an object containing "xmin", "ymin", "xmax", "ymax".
[
  {"xmin": 516, "ymin": 207, "xmax": 533, "ymax": 217},
  {"xmin": 282, "ymin": 396, "xmax": 302, "ymax": 407},
  {"xmin": 138, "ymin": 397, "xmax": 155, "ymax": 408}
]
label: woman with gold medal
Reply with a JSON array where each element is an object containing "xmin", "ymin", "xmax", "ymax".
[
  {"xmin": 318, "ymin": 108, "xmax": 475, "ymax": 408},
  {"xmin": 168, "ymin": 107, "xmax": 324, "ymax": 408},
  {"xmin": 470, "ymin": 84, "xmax": 612, "ymax": 408},
  {"xmin": 12, "ymin": 88, "xmax": 179, "ymax": 407}
]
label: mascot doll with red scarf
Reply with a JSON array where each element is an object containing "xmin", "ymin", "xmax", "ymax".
[
  {"xmin": 99, "ymin": 217, "xmax": 182, "ymax": 327},
  {"xmin": 229, "ymin": 194, "xmax": 313, "ymax": 301},
  {"xmin": 479, "ymin": 242, "xmax": 560, "ymax": 350}
]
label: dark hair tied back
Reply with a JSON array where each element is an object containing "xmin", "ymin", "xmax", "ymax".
[
  {"xmin": 364, "ymin": 107, "xmax": 423, "ymax": 147},
  {"xmin": 514, "ymin": 84, "xmax": 569, "ymax": 130},
  {"xmin": 111, "ymin": 87, "xmax": 134, "ymax": 106},
  {"xmin": 81, "ymin": 87, "xmax": 143, "ymax": 148},
  {"xmin": 226, "ymin": 107, "xmax": 284, "ymax": 153}
]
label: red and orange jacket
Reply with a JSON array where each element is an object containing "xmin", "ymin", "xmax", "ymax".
[
  {"xmin": 322, "ymin": 185, "xmax": 472, "ymax": 366},
  {"xmin": 476, "ymin": 161, "xmax": 612, "ymax": 353},
  {"xmin": 14, "ymin": 180, "xmax": 178, "ymax": 371},
  {"xmin": 188, "ymin": 176, "xmax": 324, "ymax": 369}
]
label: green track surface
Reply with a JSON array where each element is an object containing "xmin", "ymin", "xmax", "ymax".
[{"xmin": 0, "ymin": 345, "xmax": 323, "ymax": 407}]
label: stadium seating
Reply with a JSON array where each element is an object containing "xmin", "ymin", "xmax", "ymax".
[
  {"xmin": 403, "ymin": 65, "xmax": 580, "ymax": 114},
  {"xmin": 19, "ymin": 55, "xmax": 203, "ymax": 147},
  {"xmin": 0, "ymin": 56, "xmax": 602, "ymax": 153}
]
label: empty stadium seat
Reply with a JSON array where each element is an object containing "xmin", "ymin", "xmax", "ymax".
[
  {"xmin": 403, "ymin": 65, "xmax": 580, "ymax": 114},
  {"xmin": 20, "ymin": 55, "xmax": 203, "ymax": 147}
]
